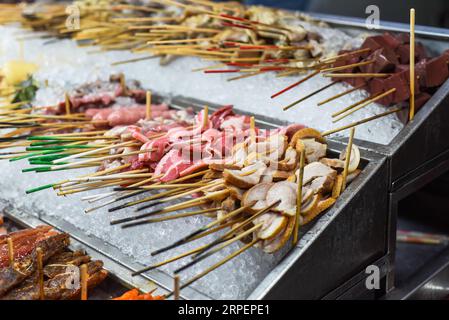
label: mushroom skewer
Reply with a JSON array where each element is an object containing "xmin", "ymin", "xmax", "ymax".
[{"xmin": 191, "ymin": 200, "xmax": 281, "ymax": 259}]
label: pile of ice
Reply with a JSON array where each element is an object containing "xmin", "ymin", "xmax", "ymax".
[
  {"xmin": 0, "ymin": 18, "xmax": 404, "ymax": 299},
  {"xmin": 0, "ymin": 156, "xmax": 292, "ymax": 299},
  {"xmin": 0, "ymin": 24, "xmax": 403, "ymax": 145}
]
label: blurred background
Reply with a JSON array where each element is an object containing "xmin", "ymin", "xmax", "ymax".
[
  {"xmin": 1, "ymin": 0, "xmax": 449, "ymax": 27},
  {"xmin": 245, "ymin": 0, "xmax": 449, "ymax": 28}
]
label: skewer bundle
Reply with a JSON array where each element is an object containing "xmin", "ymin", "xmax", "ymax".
[
  {"xmin": 274, "ymin": 30, "xmax": 449, "ymax": 127},
  {"xmin": 0, "ymin": 0, "xmax": 329, "ymax": 78},
  {"xmin": 3, "ymin": 95, "xmax": 363, "ymax": 295}
]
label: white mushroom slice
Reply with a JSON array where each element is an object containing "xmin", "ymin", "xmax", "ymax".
[
  {"xmin": 346, "ymin": 169, "xmax": 362, "ymax": 184},
  {"xmin": 254, "ymin": 212, "xmax": 288, "ymax": 241},
  {"xmin": 226, "ymin": 184, "xmax": 245, "ymax": 201},
  {"xmin": 309, "ymin": 40, "xmax": 324, "ymax": 57},
  {"xmin": 339, "ymin": 144, "xmax": 361, "ymax": 173},
  {"xmin": 232, "ymin": 144, "xmax": 248, "ymax": 168},
  {"xmin": 209, "ymin": 162, "xmax": 241, "ymax": 172},
  {"xmin": 217, "ymin": 197, "xmax": 237, "ymax": 221},
  {"xmin": 303, "ymin": 139, "xmax": 327, "ymax": 163},
  {"xmin": 276, "ymin": 146, "xmax": 298, "ymax": 171},
  {"xmin": 252, "ymin": 134, "xmax": 287, "ymax": 162},
  {"xmin": 273, "ymin": 170, "xmax": 292, "ymax": 181},
  {"xmin": 301, "ymin": 194, "xmax": 321, "ymax": 216},
  {"xmin": 310, "ymin": 175, "xmax": 335, "ymax": 194},
  {"xmin": 242, "ymin": 182, "xmax": 274, "ymax": 213},
  {"xmin": 263, "ymin": 216, "xmax": 296, "ymax": 253},
  {"xmin": 290, "ymin": 127, "xmax": 326, "ymax": 147},
  {"xmin": 265, "ymin": 181, "xmax": 297, "ymax": 216},
  {"xmin": 223, "ymin": 161, "xmax": 267, "ymax": 189},
  {"xmin": 301, "ymin": 188, "xmax": 314, "ymax": 204},
  {"xmin": 320, "ymin": 158, "xmax": 345, "ymax": 170},
  {"xmin": 300, "ymin": 162, "xmax": 337, "ymax": 185}
]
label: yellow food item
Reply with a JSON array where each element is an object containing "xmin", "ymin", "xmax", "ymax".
[{"xmin": 2, "ymin": 60, "xmax": 38, "ymax": 86}]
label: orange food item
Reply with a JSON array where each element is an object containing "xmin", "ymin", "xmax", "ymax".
[{"xmin": 113, "ymin": 289, "xmax": 165, "ymax": 300}]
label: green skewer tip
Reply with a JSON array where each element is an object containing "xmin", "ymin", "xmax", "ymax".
[{"xmin": 26, "ymin": 183, "xmax": 55, "ymax": 194}]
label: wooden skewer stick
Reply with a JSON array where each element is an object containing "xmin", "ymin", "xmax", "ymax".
[
  {"xmin": 7, "ymin": 238, "xmax": 14, "ymax": 267},
  {"xmin": 146, "ymin": 91, "xmax": 152, "ymax": 120},
  {"xmin": 121, "ymin": 207, "xmax": 220, "ymax": 228},
  {"xmin": 409, "ymin": 8, "xmax": 416, "ymax": 121},
  {"xmin": 134, "ymin": 242, "xmax": 213, "ymax": 276},
  {"xmin": 110, "ymin": 198, "xmax": 212, "ymax": 226},
  {"xmin": 71, "ymin": 173, "xmax": 152, "ymax": 182},
  {"xmin": 51, "ymin": 149, "xmax": 150, "ymax": 170},
  {"xmin": 165, "ymin": 238, "xmax": 259, "ymax": 299},
  {"xmin": 250, "ymin": 116, "xmax": 256, "ymax": 146},
  {"xmin": 174, "ymin": 223, "xmax": 263, "ymax": 274},
  {"xmin": 320, "ymin": 48, "xmax": 371, "ymax": 63},
  {"xmin": 332, "ymin": 94, "xmax": 376, "ymax": 118},
  {"xmin": 283, "ymin": 82, "xmax": 336, "ymax": 111},
  {"xmin": 318, "ymin": 83, "xmax": 366, "ymax": 106},
  {"xmin": 53, "ymin": 141, "xmax": 136, "ymax": 164},
  {"xmin": 192, "ymin": 200, "xmax": 281, "ymax": 259},
  {"xmin": 202, "ymin": 106, "xmax": 209, "ymax": 129},
  {"xmin": 120, "ymin": 73, "xmax": 127, "ymax": 95},
  {"xmin": 36, "ymin": 247, "xmax": 44, "ymax": 300},
  {"xmin": 111, "ymin": 55, "xmax": 160, "ymax": 66},
  {"xmin": 293, "ymin": 149, "xmax": 305, "ymax": 246},
  {"xmin": 341, "ymin": 128, "xmax": 355, "ymax": 192},
  {"xmin": 323, "ymin": 73, "xmax": 391, "ymax": 78},
  {"xmin": 151, "ymin": 206, "xmax": 248, "ymax": 256},
  {"xmin": 322, "ymin": 106, "xmax": 405, "ymax": 136},
  {"xmin": 64, "ymin": 93, "xmax": 71, "ymax": 115},
  {"xmin": 271, "ymin": 70, "xmax": 320, "ymax": 99},
  {"xmin": 136, "ymin": 180, "xmax": 224, "ymax": 211},
  {"xmin": 173, "ymin": 275, "xmax": 180, "ymax": 300},
  {"xmin": 80, "ymin": 264, "xmax": 88, "ymax": 301},
  {"xmin": 320, "ymin": 59, "xmax": 374, "ymax": 73},
  {"xmin": 333, "ymin": 88, "xmax": 396, "ymax": 123}
]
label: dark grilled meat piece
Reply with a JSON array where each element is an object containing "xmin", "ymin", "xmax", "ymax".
[
  {"xmin": 0, "ymin": 233, "xmax": 70, "ymax": 297},
  {"xmin": 44, "ymin": 250, "xmax": 91, "ymax": 278},
  {"xmin": 2, "ymin": 259, "xmax": 107, "ymax": 300}
]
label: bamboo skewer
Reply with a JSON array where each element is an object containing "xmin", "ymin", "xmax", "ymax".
[
  {"xmin": 80, "ymin": 264, "xmax": 88, "ymax": 301},
  {"xmin": 165, "ymin": 238, "xmax": 259, "ymax": 299},
  {"xmin": 409, "ymin": 8, "xmax": 416, "ymax": 121},
  {"xmin": 323, "ymin": 73, "xmax": 392, "ymax": 78},
  {"xmin": 146, "ymin": 91, "xmax": 152, "ymax": 120},
  {"xmin": 50, "ymin": 149, "xmax": 151, "ymax": 170},
  {"xmin": 320, "ymin": 59, "xmax": 374, "ymax": 73},
  {"xmin": 271, "ymin": 70, "xmax": 320, "ymax": 99},
  {"xmin": 151, "ymin": 206, "xmax": 248, "ymax": 256},
  {"xmin": 317, "ymin": 83, "xmax": 366, "ymax": 106},
  {"xmin": 110, "ymin": 198, "xmax": 212, "ymax": 226},
  {"xmin": 36, "ymin": 247, "xmax": 44, "ymax": 300},
  {"xmin": 173, "ymin": 275, "xmax": 180, "ymax": 300},
  {"xmin": 174, "ymin": 223, "xmax": 263, "ymax": 274},
  {"xmin": 121, "ymin": 207, "xmax": 220, "ymax": 228},
  {"xmin": 341, "ymin": 128, "xmax": 355, "ymax": 192},
  {"xmin": 52, "ymin": 141, "xmax": 137, "ymax": 164},
  {"xmin": 64, "ymin": 93, "xmax": 71, "ymax": 115},
  {"xmin": 322, "ymin": 106, "xmax": 405, "ymax": 136},
  {"xmin": 332, "ymin": 88, "xmax": 397, "ymax": 123},
  {"xmin": 293, "ymin": 149, "xmax": 305, "ymax": 246},
  {"xmin": 283, "ymin": 82, "xmax": 336, "ymax": 111},
  {"xmin": 133, "ymin": 242, "xmax": 212, "ymax": 276},
  {"xmin": 135, "ymin": 180, "xmax": 224, "ymax": 212},
  {"xmin": 192, "ymin": 200, "xmax": 281, "ymax": 259}
]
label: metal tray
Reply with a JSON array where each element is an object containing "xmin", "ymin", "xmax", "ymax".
[
  {"xmin": 0, "ymin": 213, "xmax": 132, "ymax": 300},
  {"xmin": 1, "ymin": 94, "xmax": 389, "ymax": 300}
]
